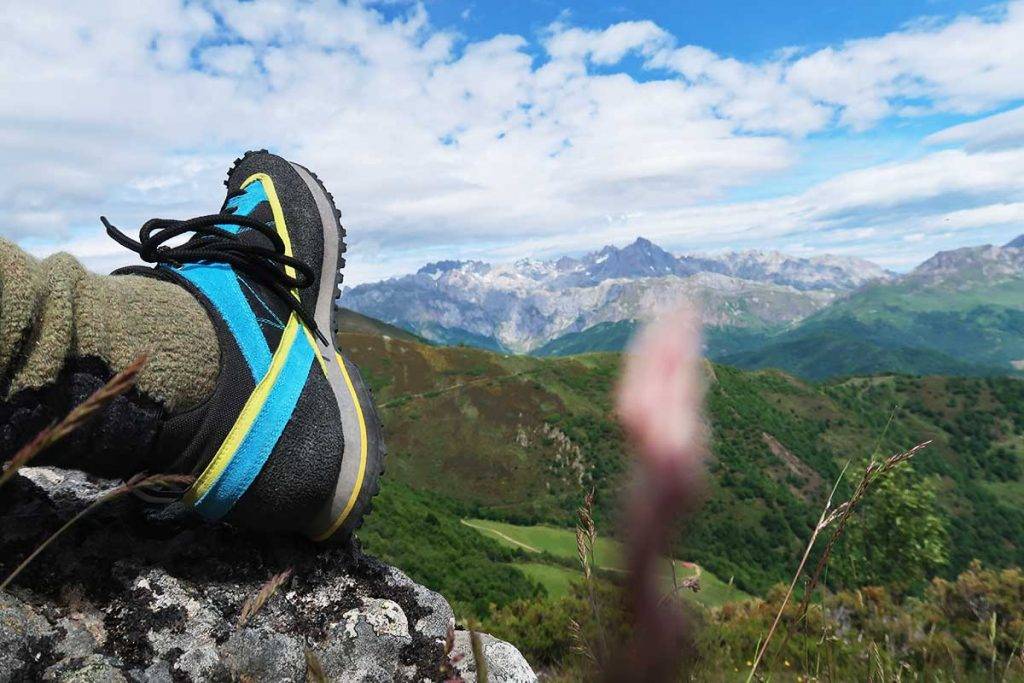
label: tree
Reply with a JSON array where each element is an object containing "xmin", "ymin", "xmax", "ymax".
[{"xmin": 836, "ymin": 465, "xmax": 949, "ymax": 592}]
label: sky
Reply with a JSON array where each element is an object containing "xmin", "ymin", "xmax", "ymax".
[{"xmin": 2, "ymin": 1, "xmax": 1024, "ymax": 284}]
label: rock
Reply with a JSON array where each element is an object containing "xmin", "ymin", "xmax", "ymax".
[
  {"xmin": 0, "ymin": 467, "xmax": 536, "ymax": 682},
  {"xmin": 451, "ymin": 632, "xmax": 538, "ymax": 683},
  {"xmin": 0, "ymin": 591, "xmax": 55, "ymax": 681}
]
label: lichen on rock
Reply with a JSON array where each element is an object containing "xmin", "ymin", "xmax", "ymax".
[{"xmin": 0, "ymin": 467, "xmax": 535, "ymax": 682}]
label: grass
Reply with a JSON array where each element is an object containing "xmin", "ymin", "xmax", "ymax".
[
  {"xmin": 747, "ymin": 440, "xmax": 933, "ymax": 680},
  {"xmin": 464, "ymin": 518, "xmax": 749, "ymax": 608},
  {"xmin": 464, "ymin": 519, "xmax": 621, "ymax": 566},
  {"xmin": 512, "ymin": 562, "xmax": 580, "ymax": 598}
]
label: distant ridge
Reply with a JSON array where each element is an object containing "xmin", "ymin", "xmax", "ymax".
[
  {"xmin": 341, "ymin": 237, "xmax": 887, "ymax": 353},
  {"xmin": 342, "ymin": 234, "xmax": 1024, "ymax": 380},
  {"xmin": 715, "ymin": 238, "xmax": 1024, "ymax": 378},
  {"xmin": 336, "ymin": 307, "xmax": 431, "ymax": 345}
]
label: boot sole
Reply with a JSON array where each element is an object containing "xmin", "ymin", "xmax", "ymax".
[{"xmin": 287, "ymin": 161, "xmax": 386, "ymax": 543}]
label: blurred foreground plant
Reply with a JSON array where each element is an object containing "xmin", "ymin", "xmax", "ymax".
[{"xmin": 610, "ymin": 306, "xmax": 707, "ymax": 681}]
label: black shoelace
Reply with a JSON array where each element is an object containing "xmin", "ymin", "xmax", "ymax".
[{"xmin": 102, "ymin": 202, "xmax": 329, "ymax": 347}]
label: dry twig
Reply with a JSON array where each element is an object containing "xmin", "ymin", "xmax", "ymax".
[{"xmin": 748, "ymin": 440, "xmax": 932, "ymax": 680}]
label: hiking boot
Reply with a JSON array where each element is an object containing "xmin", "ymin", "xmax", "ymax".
[{"xmin": 106, "ymin": 150, "xmax": 385, "ymax": 542}]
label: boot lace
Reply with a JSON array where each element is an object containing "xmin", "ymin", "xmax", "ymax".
[{"xmin": 102, "ymin": 194, "xmax": 329, "ymax": 346}]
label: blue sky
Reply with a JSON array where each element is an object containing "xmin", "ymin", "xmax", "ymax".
[
  {"xmin": 2, "ymin": 0, "xmax": 1024, "ymax": 283},
  {"xmin": 421, "ymin": 0, "xmax": 995, "ymax": 59}
]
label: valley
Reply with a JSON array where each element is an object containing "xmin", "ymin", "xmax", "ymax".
[
  {"xmin": 346, "ymin": 317, "xmax": 1024, "ymax": 609},
  {"xmin": 461, "ymin": 517, "xmax": 750, "ymax": 608},
  {"xmin": 339, "ymin": 237, "xmax": 1024, "ymax": 676}
]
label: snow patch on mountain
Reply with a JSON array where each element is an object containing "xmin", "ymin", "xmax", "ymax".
[{"xmin": 341, "ymin": 238, "xmax": 883, "ymax": 353}]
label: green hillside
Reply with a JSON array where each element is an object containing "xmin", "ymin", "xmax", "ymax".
[
  {"xmin": 406, "ymin": 320, "xmax": 509, "ymax": 353},
  {"xmin": 358, "ymin": 480, "xmax": 542, "ymax": 616},
  {"xmin": 336, "ymin": 307, "xmax": 431, "ymax": 344},
  {"xmin": 524, "ymin": 270, "xmax": 1024, "ymax": 380},
  {"xmin": 462, "ymin": 518, "xmax": 749, "ymax": 608},
  {"xmin": 718, "ymin": 318, "xmax": 1001, "ymax": 380},
  {"xmin": 535, "ymin": 314, "xmax": 1004, "ymax": 379},
  {"xmin": 342, "ymin": 327, "xmax": 1024, "ymax": 597},
  {"xmin": 534, "ymin": 321, "xmax": 776, "ymax": 359},
  {"xmin": 722, "ymin": 277, "xmax": 1024, "ymax": 379},
  {"xmin": 533, "ymin": 320, "xmax": 639, "ymax": 356}
]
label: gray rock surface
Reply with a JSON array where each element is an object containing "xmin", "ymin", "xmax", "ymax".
[
  {"xmin": 451, "ymin": 632, "xmax": 537, "ymax": 683},
  {"xmin": 0, "ymin": 467, "xmax": 535, "ymax": 682}
]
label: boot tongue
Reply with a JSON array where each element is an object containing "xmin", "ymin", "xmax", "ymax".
[
  {"xmin": 224, "ymin": 178, "xmax": 271, "ymax": 218},
  {"xmin": 216, "ymin": 179, "xmax": 296, "ymax": 345},
  {"xmin": 219, "ymin": 180, "xmax": 277, "ymax": 248}
]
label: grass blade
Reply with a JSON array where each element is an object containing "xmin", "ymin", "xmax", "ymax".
[
  {"xmin": 305, "ymin": 649, "xmax": 327, "ymax": 682},
  {"xmin": 237, "ymin": 567, "xmax": 294, "ymax": 627}
]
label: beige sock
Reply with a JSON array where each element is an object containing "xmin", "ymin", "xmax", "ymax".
[{"xmin": 0, "ymin": 239, "xmax": 219, "ymax": 412}]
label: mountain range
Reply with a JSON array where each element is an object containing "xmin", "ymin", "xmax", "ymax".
[
  {"xmin": 341, "ymin": 237, "xmax": 892, "ymax": 354},
  {"xmin": 341, "ymin": 234, "xmax": 1024, "ymax": 379},
  {"xmin": 320, "ymin": 303, "xmax": 1024, "ymax": 681},
  {"xmin": 718, "ymin": 238, "xmax": 1024, "ymax": 378}
]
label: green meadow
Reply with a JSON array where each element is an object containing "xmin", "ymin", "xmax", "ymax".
[{"xmin": 464, "ymin": 518, "xmax": 750, "ymax": 608}]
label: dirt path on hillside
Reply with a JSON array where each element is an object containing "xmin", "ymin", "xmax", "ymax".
[
  {"xmin": 379, "ymin": 370, "xmax": 537, "ymax": 408},
  {"xmin": 460, "ymin": 520, "xmax": 703, "ymax": 576},
  {"xmin": 460, "ymin": 520, "xmax": 542, "ymax": 553}
]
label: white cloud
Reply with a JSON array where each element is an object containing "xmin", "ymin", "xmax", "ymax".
[
  {"xmin": 531, "ymin": 146, "xmax": 1024, "ymax": 269},
  {"xmin": 199, "ymin": 44, "xmax": 261, "ymax": 77},
  {"xmin": 650, "ymin": 2, "xmax": 1024, "ymax": 132},
  {"xmin": 648, "ymin": 45, "xmax": 834, "ymax": 135},
  {"xmin": 927, "ymin": 105, "xmax": 1024, "ymax": 151},
  {"xmin": 543, "ymin": 20, "xmax": 671, "ymax": 65},
  {"xmin": 1, "ymin": 0, "xmax": 1024, "ymax": 283},
  {"xmin": 923, "ymin": 202, "xmax": 1024, "ymax": 230}
]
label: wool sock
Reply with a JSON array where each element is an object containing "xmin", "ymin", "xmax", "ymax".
[{"xmin": 0, "ymin": 239, "xmax": 220, "ymax": 475}]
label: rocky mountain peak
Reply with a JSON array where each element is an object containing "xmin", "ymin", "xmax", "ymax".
[
  {"xmin": 619, "ymin": 236, "xmax": 672, "ymax": 259},
  {"xmin": 584, "ymin": 236, "xmax": 681, "ymax": 280},
  {"xmin": 1006, "ymin": 234, "xmax": 1024, "ymax": 248},
  {"xmin": 553, "ymin": 255, "xmax": 579, "ymax": 270},
  {"xmin": 628, "ymin": 236, "xmax": 655, "ymax": 250},
  {"xmin": 711, "ymin": 249, "xmax": 893, "ymax": 291},
  {"xmin": 341, "ymin": 237, "xmax": 895, "ymax": 353},
  {"xmin": 910, "ymin": 243, "xmax": 1024, "ymax": 285},
  {"xmin": 417, "ymin": 260, "xmax": 490, "ymax": 278}
]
